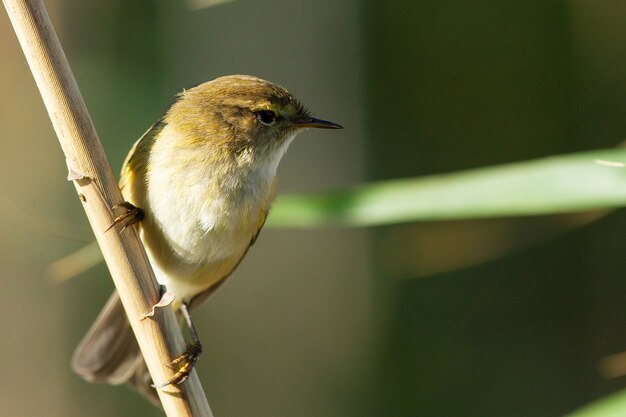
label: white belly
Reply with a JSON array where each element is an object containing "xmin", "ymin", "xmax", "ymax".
[{"xmin": 139, "ymin": 149, "xmax": 278, "ymax": 301}]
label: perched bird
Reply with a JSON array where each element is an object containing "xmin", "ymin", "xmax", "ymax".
[{"xmin": 71, "ymin": 75, "xmax": 342, "ymax": 404}]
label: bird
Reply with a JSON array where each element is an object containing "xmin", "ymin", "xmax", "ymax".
[{"xmin": 71, "ymin": 75, "xmax": 342, "ymax": 404}]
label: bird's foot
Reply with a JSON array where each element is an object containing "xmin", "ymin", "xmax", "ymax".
[
  {"xmin": 152, "ymin": 340, "xmax": 203, "ymax": 388},
  {"xmin": 106, "ymin": 201, "xmax": 144, "ymax": 232}
]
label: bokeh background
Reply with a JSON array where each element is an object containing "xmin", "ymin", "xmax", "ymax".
[{"xmin": 1, "ymin": 1, "xmax": 625, "ymax": 416}]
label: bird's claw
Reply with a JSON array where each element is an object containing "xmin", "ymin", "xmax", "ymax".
[
  {"xmin": 152, "ymin": 340, "xmax": 203, "ymax": 389},
  {"xmin": 105, "ymin": 201, "xmax": 144, "ymax": 232}
]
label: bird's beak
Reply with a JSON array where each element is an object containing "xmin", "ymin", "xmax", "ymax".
[{"xmin": 292, "ymin": 116, "xmax": 343, "ymax": 129}]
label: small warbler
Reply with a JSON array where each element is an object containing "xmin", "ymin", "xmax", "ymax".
[{"xmin": 71, "ymin": 75, "xmax": 342, "ymax": 404}]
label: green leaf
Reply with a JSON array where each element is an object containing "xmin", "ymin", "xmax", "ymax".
[
  {"xmin": 187, "ymin": 0, "xmax": 236, "ymax": 10},
  {"xmin": 566, "ymin": 389, "xmax": 626, "ymax": 417},
  {"xmin": 267, "ymin": 148, "xmax": 626, "ymax": 228}
]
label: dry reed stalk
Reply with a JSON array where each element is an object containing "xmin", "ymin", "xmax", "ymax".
[{"xmin": 2, "ymin": 1, "xmax": 213, "ymax": 415}]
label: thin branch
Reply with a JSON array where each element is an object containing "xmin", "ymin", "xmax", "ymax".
[{"xmin": 2, "ymin": 1, "xmax": 213, "ymax": 415}]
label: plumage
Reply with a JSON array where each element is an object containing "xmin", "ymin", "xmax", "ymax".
[{"xmin": 72, "ymin": 75, "xmax": 341, "ymax": 404}]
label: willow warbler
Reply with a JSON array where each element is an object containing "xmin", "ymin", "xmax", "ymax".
[{"xmin": 71, "ymin": 75, "xmax": 342, "ymax": 404}]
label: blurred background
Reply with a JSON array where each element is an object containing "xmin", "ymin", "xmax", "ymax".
[{"xmin": 1, "ymin": 1, "xmax": 625, "ymax": 416}]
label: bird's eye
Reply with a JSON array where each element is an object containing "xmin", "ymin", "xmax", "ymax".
[{"xmin": 256, "ymin": 110, "xmax": 276, "ymax": 125}]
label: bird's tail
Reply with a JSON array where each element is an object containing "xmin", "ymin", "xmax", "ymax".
[{"xmin": 71, "ymin": 291, "xmax": 159, "ymax": 405}]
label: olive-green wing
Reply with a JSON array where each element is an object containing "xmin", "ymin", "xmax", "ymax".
[{"xmin": 119, "ymin": 119, "xmax": 165, "ymax": 202}]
